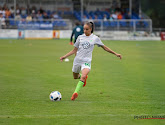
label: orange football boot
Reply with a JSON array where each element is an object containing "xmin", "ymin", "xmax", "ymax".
[
  {"xmin": 69, "ymin": 42, "xmax": 73, "ymax": 45},
  {"xmin": 71, "ymin": 93, "xmax": 78, "ymax": 101}
]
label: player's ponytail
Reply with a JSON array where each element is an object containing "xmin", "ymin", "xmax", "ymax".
[
  {"xmin": 89, "ymin": 22, "xmax": 94, "ymax": 33},
  {"xmin": 85, "ymin": 22, "xmax": 94, "ymax": 33}
]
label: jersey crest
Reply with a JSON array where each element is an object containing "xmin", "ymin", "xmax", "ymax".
[{"xmin": 82, "ymin": 41, "xmax": 90, "ymax": 49}]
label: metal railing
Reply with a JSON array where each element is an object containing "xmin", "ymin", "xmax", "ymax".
[
  {"xmin": 0, "ymin": 18, "xmax": 152, "ymax": 33},
  {"xmin": 84, "ymin": 19, "xmax": 152, "ymax": 33}
]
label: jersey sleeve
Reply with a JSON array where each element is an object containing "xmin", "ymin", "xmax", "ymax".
[
  {"xmin": 95, "ymin": 36, "xmax": 104, "ymax": 47},
  {"xmin": 74, "ymin": 36, "xmax": 80, "ymax": 48}
]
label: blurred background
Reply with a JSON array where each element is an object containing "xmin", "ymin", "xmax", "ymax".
[{"xmin": 0, "ymin": 0, "xmax": 165, "ymax": 40}]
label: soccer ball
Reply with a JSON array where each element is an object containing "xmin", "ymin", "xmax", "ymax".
[{"xmin": 49, "ymin": 91, "xmax": 62, "ymax": 101}]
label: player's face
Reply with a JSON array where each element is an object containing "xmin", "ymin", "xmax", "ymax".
[{"xmin": 84, "ymin": 24, "xmax": 92, "ymax": 36}]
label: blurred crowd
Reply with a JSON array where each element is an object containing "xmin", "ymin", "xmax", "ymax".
[
  {"xmin": 82, "ymin": 8, "xmax": 133, "ymax": 22},
  {"xmin": 0, "ymin": 3, "xmax": 141, "ymax": 28},
  {"xmin": 0, "ymin": 4, "xmax": 61, "ymax": 28}
]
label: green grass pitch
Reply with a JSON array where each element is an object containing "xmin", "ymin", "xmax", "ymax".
[{"xmin": 0, "ymin": 39, "xmax": 165, "ymax": 125}]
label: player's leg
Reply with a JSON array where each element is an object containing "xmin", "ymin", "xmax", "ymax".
[
  {"xmin": 80, "ymin": 69, "xmax": 89, "ymax": 82},
  {"xmin": 71, "ymin": 63, "xmax": 91, "ymax": 101},
  {"xmin": 73, "ymin": 39, "xmax": 76, "ymax": 44},
  {"xmin": 81, "ymin": 63, "xmax": 90, "ymax": 87},
  {"xmin": 71, "ymin": 68, "xmax": 90, "ymax": 101},
  {"xmin": 81, "ymin": 68, "xmax": 89, "ymax": 87},
  {"xmin": 72, "ymin": 65, "xmax": 81, "ymax": 79},
  {"xmin": 71, "ymin": 64, "xmax": 81, "ymax": 101}
]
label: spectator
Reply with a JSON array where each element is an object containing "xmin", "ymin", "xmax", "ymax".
[
  {"xmin": 125, "ymin": 12, "xmax": 131, "ymax": 26},
  {"xmin": 43, "ymin": 12, "xmax": 49, "ymax": 21},
  {"xmin": 5, "ymin": 15, "xmax": 10, "ymax": 27},
  {"xmin": 53, "ymin": 12, "xmax": 59, "ymax": 19},
  {"xmin": 88, "ymin": 16, "xmax": 93, "ymax": 22},
  {"xmin": 31, "ymin": 9, "xmax": 36, "ymax": 14},
  {"xmin": 16, "ymin": 6, "xmax": 20, "ymax": 14},
  {"xmin": 10, "ymin": 6, "xmax": 14, "ymax": 18},
  {"xmin": 26, "ymin": 14, "xmax": 32, "ymax": 22},
  {"xmin": 95, "ymin": 8, "xmax": 101, "ymax": 15},
  {"xmin": 31, "ymin": 13, "xmax": 37, "ymax": 22},
  {"xmin": 94, "ymin": 15, "xmax": 100, "ymax": 25},
  {"xmin": 109, "ymin": 14, "xmax": 114, "ymax": 21},
  {"xmin": 15, "ymin": 13, "xmax": 21, "ymax": 21},
  {"xmin": 36, "ymin": 10, "xmax": 40, "ymax": 18},
  {"xmin": 1, "ymin": 8, "xmax": 6, "ymax": 17},
  {"xmin": 39, "ymin": 7, "xmax": 44, "ymax": 14},
  {"xmin": 0, "ymin": 13, "xmax": 6, "ymax": 28},
  {"xmin": 83, "ymin": 15, "xmax": 88, "ymax": 21},
  {"xmin": 103, "ymin": 14, "xmax": 108, "ymax": 21},
  {"xmin": 117, "ymin": 12, "xmax": 123, "ymax": 20},
  {"xmin": 38, "ymin": 13, "xmax": 43, "ymax": 22},
  {"xmin": 31, "ymin": 6, "xmax": 36, "ymax": 14},
  {"xmin": 125, "ymin": 12, "xmax": 131, "ymax": 19},
  {"xmin": 21, "ymin": 7, "xmax": 27, "ymax": 16},
  {"xmin": 94, "ymin": 15, "xmax": 98, "ymax": 20},
  {"xmin": 112, "ymin": 12, "xmax": 117, "ymax": 20},
  {"xmin": 5, "ymin": 8, "xmax": 11, "ymax": 17},
  {"xmin": 37, "ymin": 11, "xmax": 43, "ymax": 22}
]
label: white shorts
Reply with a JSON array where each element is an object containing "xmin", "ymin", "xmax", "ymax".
[{"xmin": 72, "ymin": 62, "xmax": 91, "ymax": 73}]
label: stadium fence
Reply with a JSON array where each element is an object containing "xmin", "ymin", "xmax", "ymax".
[
  {"xmin": 0, "ymin": 18, "xmax": 159, "ymax": 40},
  {"xmin": 1, "ymin": 18, "xmax": 152, "ymax": 32}
]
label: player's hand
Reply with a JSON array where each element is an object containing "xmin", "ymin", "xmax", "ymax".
[
  {"xmin": 116, "ymin": 54, "xmax": 122, "ymax": 59},
  {"xmin": 60, "ymin": 56, "xmax": 65, "ymax": 62}
]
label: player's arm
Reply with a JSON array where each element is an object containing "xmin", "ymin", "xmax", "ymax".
[
  {"xmin": 60, "ymin": 47, "xmax": 78, "ymax": 62},
  {"xmin": 101, "ymin": 45, "xmax": 122, "ymax": 59}
]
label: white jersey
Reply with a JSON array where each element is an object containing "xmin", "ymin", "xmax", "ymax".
[{"xmin": 73, "ymin": 33, "xmax": 104, "ymax": 65}]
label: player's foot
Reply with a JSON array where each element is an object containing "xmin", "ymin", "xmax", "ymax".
[
  {"xmin": 69, "ymin": 42, "xmax": 73, "ymax": 45},
  {"xmin": 83, "ymin": 75, "xmax": 88, "ymax": 87},
  {"xmin": 71, "ymin": 93, "xmax": 78, "ymax": 101}
]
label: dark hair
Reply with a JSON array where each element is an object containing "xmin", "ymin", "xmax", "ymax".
[
  {"xmin": 85, "ymin": 22, "xmax": 94, "ymax": 33},
  {"xmin": 75, "ymin": 21, "xmax": 81, "ymax": 26}
]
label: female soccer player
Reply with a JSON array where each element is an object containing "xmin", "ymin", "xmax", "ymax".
[{"xmin": 60, "ymin": 22, "xmax": 122, "ymax": 101}]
